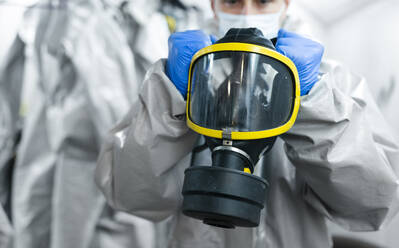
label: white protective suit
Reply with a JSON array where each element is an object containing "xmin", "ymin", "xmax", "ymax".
[
  {"xmin": 0, "ymin": 91, "xmax": 13, "ymax": 248},
  {"xmin": 9, "ymin": 1, "xmax": 151, "ymax": 248},
  {"xmin": 95, "ymin": 19, "xmax": 399, "ymax": 248},
  {"xmin": 0, "ymin": 34, "xmax": 26, "ymax": 248},
  {"xmin": 112, "ymin": 0, "xmax": 212, "ymax": 85},
  {"xmin": 6, "ymin": 1, "xmax": 211, "ymax": 248}
]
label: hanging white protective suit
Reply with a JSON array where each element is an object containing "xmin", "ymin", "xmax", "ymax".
[
  {"xmin": 0, "ymin": 206, "xmax": 12, "ymax": 248},
  {"xmin": 0, "ymin": 92, "xmax": 12, "ymax": 210},
  {"xmin": 0, "ymin": 91, "xmax": 13, "ymax": 248},
  {"xmin": 111, "ymin": 0, "xmax": 212, "ymax": 85},
  {"xmin": 10, "ymin": 1, "xmax": 155, "ymax": 247},
  {"xmin": 0, "ymin": 34, "xmax": 27, "ymax": 248},
  {"xmin": 6, "ymin": 0, "xmax": 211, "ymax": 247},
  {"xmin": 95, "ymin": 17, "xmax": 399, "ymax": 248}
]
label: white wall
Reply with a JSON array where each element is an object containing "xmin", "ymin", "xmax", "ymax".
[
  {"xmin": 287, "ymin": 1, "xmax": 327, "ymax": 41},
  {"xmin": 323, "ymin": 1, "xmax": 399, "ymax": 142}
]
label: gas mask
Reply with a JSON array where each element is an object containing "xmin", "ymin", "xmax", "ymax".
[{"xmin": 181, "ymin": 28, "xmax": 300, "ymax": 228}]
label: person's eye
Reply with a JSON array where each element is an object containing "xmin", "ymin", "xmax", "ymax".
[
  {"xmin": 258, "ymin": 0, "xmax": 272, "ymax": 4},
  {"xmin": 223, "ymin": 0, "xmax": 240, "ymax": 6}
]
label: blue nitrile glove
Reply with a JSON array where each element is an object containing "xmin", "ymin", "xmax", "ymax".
[
  {"xmin": 166, "ymin": 30, "xmax": 215, "ymax": 99},
  {"xmin": 276, "ymin": 29, "xmax": 324, "ymax": 96}
]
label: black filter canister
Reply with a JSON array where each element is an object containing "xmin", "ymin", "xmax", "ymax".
[{"xmin": 182, "ymin": 166, "xmax": 268, "ymax": 228}]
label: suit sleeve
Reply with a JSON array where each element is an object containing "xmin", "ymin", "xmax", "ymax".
[
  {"xmin": 281, "ymin": 60, "xmax": 399, "ymax": 231},
  {"xmin": 95, "ymin": 59, "xmax": 198, "ymax": 222}
]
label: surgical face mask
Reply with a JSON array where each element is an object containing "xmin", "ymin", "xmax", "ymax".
[{"xmin": 216, "ymin": 5, "xmax": 285, "ymax": 39}]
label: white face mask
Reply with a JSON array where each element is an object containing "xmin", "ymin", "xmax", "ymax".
[{"xmin": 216, "ymin": 5, "xmax": 285, "ymax": 39}]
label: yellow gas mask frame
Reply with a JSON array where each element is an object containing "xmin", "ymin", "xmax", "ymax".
[{"xmin": 186, "ymin": 42, "xmax": 301, "ymax": 140}]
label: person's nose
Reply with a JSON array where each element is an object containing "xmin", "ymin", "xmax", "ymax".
[
  {"xmin": 242, "ymin": 1, "xmax": 258, "ymax": 15},
  {"xmin": 241, "ymin": 1, "xmax": 251, "ymax": 14}
]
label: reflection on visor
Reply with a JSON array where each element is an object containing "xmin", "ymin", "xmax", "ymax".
[{"xmin": 189, "ymin": 51, "xmax": 295, "ymax": 132}]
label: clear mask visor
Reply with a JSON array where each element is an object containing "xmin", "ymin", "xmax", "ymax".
[{"xmin": 188, "ymin": 50, "xmax": 296, "ymax": 132}]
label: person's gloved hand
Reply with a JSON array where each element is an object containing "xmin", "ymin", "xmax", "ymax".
[
  {"xmin": 276, "ymin": 29, "xmax": 324, "ymax": 96},
  {"xmin": 166, "ymin": 30, "xmax": 215, "ymax": 99}
]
